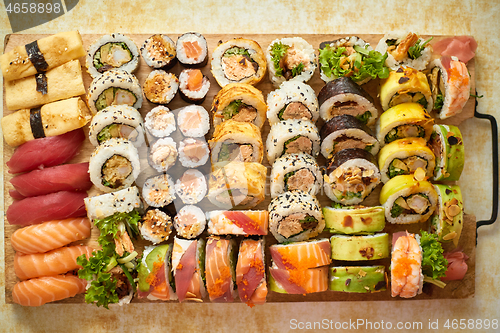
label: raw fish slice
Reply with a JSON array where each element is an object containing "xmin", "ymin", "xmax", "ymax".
[
  {"xmin": 270, "ymin": 266, "xmax": 328, "ymax": 294},
  {"xmin": 270, "ymin": 240, "xmax": 331, "ymax": 270},
  {"xmin": 10, "ymin": 163, "xmax": 91, "ymax": 197},
  {"xmin": 174, "ymin": 240, "xmax": 198, "ymax": 303},
  {"xmin": 7, "ymin": 129, "xmax": 85, "ymax": 174},
  {"xmin": 6, "ymin": 191, "xmax": 87, "ymax": 226},
  {"xmin": 12, "ymin": 274, "xmax": 87, "ymax": 306},
  {"xmin": 236, "ymin": 239, "xmax": 266, "ymax": 304},
  {"xmin": 205, "ymin": 238, "xmax": 234, "ymax": 302},
  {"xmin": 9, "ymin": 189, "xmax": 25, "ymax": 200},
  {"xmin": 11, "ymin": 218, "xmax": 91, "ymax": 254},
  {"xmin": 14, "ymin": 245, "xmax": 93, "ymax": 280}
]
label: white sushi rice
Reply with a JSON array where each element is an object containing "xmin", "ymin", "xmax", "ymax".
[
  {"xmin": 178, "ymin": 137, "xmax": 210, "ymax": 168},
  {"xmin": 149, "ymin": 137, "xmax": 178, "ymax": 172},
  {"xmin": 177, "ymin": 105, "xmax": 210, "ymax": 137},
  {"xmin": 142, "ymin": 173, "xmax": 176, "ymax": 207},
  {"xmin": 175, "ymin": 169, "xmax": 207, "ymax": 205},
  {"xmin": 319, "ymin": 92, "xmax": 378, "ymax": 126},
  {"xmin": 174, "ymin": 205, "xmax": 206, "ymax": 239},
  {"xmin": 84, "ymin": 186, "xmax": 143, "ymax": 220},
  {"xmin": 375, "ymin": 32, "xmax": 432, "ymax": 71},
  {"xmin": 145, "ymin": 106, "xmax": 176, "ymax": 138}
]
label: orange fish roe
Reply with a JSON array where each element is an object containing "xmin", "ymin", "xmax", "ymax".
[
  {"xmin": 177, "ymin": 263, "xmax": 183, "ymax": 271},
  {"xmin": 392, "ymin": 257, "xmax": 418, "ymax": 278},
  {"xmin": 207, "ymin": 266, "xmax": 231, "ymax": 298},
  {"xmin": 277, "ymin": 247, "xmax": 300, "ymax": 269},
  {"xmin": 146, "ymin": 261, "xmax": 164, "ymax": 286}
]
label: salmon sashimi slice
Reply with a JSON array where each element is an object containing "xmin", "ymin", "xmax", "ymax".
[
  {"xmin": 249, "ymin": 281, "xmax": 268, "ymax": 306},
  {"xmin": 270, "ymin": 266, "xmax": 328, "ymax": 294},
  {"xmin": 270, "ymin": 239, "xmax": 331, "ymax": 270},
  {"xmin": 174, "ymin": 239, "xmax": 198, "ymax": 303},
  {"xmin": 187, "ymin": 69, "xmax": 204, "ymax": 91},
  {"xmin": 236, "ymin": 239, "xmax": 266, "ymax": 305},
  {"xmin": 12, "ymin": 274, "xmax": 87, "ymax": 306},
  {"xmin": 205, "ymin": 237, "xmax": 234, "ymax": 302},
  {"xmin": 14, "ymin": 245, "xmax": 93, "ymax": 280},
  {"xmin": 207, "ymin": 210, "xmax": 268, "ymax": 235},
  {"xmin": 11, "ymin": 218, "xmax": 91, "ymax": 254},
  {"xmin": 183, "ymin": 41, "xmax": 202, "ymax": 60}
]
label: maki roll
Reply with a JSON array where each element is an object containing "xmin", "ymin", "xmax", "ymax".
[
  {"xmin": 431, "ymin": 184, "xmax": 464, "ymax": 246},
  {"xmin": 211, "ymin": 38, "xmax": 266, "ymax": 87},
  {"xmin": 178, "ymin": 138, "xmax": 210, "ymax": 168},
  {"xmin": 139, "ymin": 208, "xmax": 173, "ymax": 244},
  {"xmin": 320, "ymin": 114, "xmax": 380, "ymax": 159},
  {"xmin": 375, "ymin": 32, "xmax": 433, "ymax": 71},
  {"xmin": 268, "ymin": 191, "xmax": 325, "ymax": 243},
  {"xmin": 144, "ymin": 106, "xmax": 176, "ymax": 138},
  {"xmin": 177, "ymin": 105, "xmax": 210, "ymax": 138},
  {"xmin": 176, "ymin": 32, "xmax": 209, "ymax": 67},
  {"xmin": 171, "ymin": 237, "xmax": 207, "ymax": 302},
  {"xmin": 174, "ymin": 169, "xmax": 207, "ymax": 205},
  {"xmin": 376, "ymin": 102, "xmax": 433, "ymax": 146},
  {"xmin": 428, "ymin": 124, "xmax": 464, "ymax": 181},
  {"xmin": 148, "ymin": 137, "xmax": 177, "ymax": 172},
  {"xmin": 174, "ymin": 205, "xmax": 206, "ymax": 239},
  {"xmin": 86, "ymin": 33, "xmax": 139, "ymax": 78},
  {"xmin": 428, "ymin": 57, "xmax": 470, "ymax": 119},
  {"xmin": 266, "ymin": 119, "xmax": 320, "ymax": 164},
  {"xmin": 330, "ymin": 233, "xmax": 390, "ymax": 261},
  {"xmin": 378, "ymin": 137, "xmax": 435, "ymax": 183},
  {"xmin": 140, "ymin": 34, "xmax": 177, "ymax": 70},
  {"xmin": 208, "ymin": 162, "xmax": 267, "ymax": 210},
  {"xmin": 141, "ymin": 174, "xmax": 176, "ymax": 207},
  {"xmin": 211, "ymin": 83, "xmax": 267, "ymax": 128},
  {"xmin": 142, "ymin": 70, "xmax": 179, "ymax": 104},
  {"xmin": 266, "ymin": 37, "xmax": 317, "ymax": 88},
  {"xmin": 270, "ymin": 153, "xmax": 323, "ymax": 198},
  {"xmin": 380, "ymin": 174, "xmax": 438, "ymax": 224},
  {"xmin": 379, "ymin": 68, "xmax": 432, "ymax": 112},
  {"xmin": 318, "ymin": 77, "xmax": 378, "ymax": 126},
  {"xmin": 266, "ymin": 81, "xmax": 319, "ymax": 125},
  {"xmin": 87, "ymin": 70, "xmax": 143, "ymax": 114},
  {"xmin": 323, "ymin": 148, "xmax": 381, "ymax": 205},
  {"xmin": 209, "ymin": 120, "xmax": 264, "ymax": 164},
  {"xmin": 322, "ymin": 205, "xmax": 385, "ymax": 234},
  {"xmin": 205, "ymin": 236, "xmax": 237, "ymax": 302},
  {"xmin": 137, "ymin": 244, "xmax": 177, "ymax": 300},
  {"xmin": 236, "ymin": 239, "xmax": 267, "ymax": 306},
  {"xmin": 318, "ymin": 36, "xmax": 389, "ymax": 85},
  {"xmin": 88, "ymin": 105, "xmax": 145, "ymax": 147},
  {"xmin": 178, "ymin": 68, "xmax": 210, "ymax": 104},
  {"xmin": 206, "ymin": 210, "xmax": 268, "ymax": 236},
  {"xmin": 330, "ymin": 266, "xmax": 387, "ymax": 293},
  {"xmin": 89, "ymin": 138, "xmax": 140, "ymax": 193}
]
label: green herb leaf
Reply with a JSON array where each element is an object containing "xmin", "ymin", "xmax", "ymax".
[
  {"xmin": 434, "ymin": 93, "xmax": 444, "ymax": 110},
  {"xmin": 299, "ymin": 215, "xmax": 318, "ymax": 224},
  {"xmin": 470, "ymin": 93, "xmax": 483, "ymax": 98},
  {"xmin": 355, "ymin": 111, "xmax": 371, "ymax": 124},
  {"xmin": 408, "ymin": 37, "xmax": 433, "ymax": 60},
  {"xmin": 270, "ymin": 42, "xmax": 290, "ymax": 77},
  {"xmin": 420, "ymin": 231, "xmax": 448, "ymax": 280},
  {"xmin": 390, "ymin": 202, "xmax": 404, "ymax": 218},
  {"xmin": 223, "ymin": 46, "xmax": 251, "ymax": 58},
  {"xmin": 291, "ymin": 62, "xmax": 305, "ymax": 77},
  {"xmin": 222, "ymin": 100, "xmax": 243, "ymax": 120}
]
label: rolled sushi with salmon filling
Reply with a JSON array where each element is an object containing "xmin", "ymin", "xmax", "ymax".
[
  {"xmin": 428, "ymin": 124, "xmax": 464, "ymax": 181},
  {"xmin": 320, "ymin": 114, "xmax": 379, "ymax": 160},
  {"xmin": 142, "ymin": 70, "xmax": 179, "ymax": 104},
  {"xmin": 174, "ymin": 169, "xmax": 207, "ymax": 205},
  {"xmin": 211, "ymin": 83, "xmax": 267, "ymax": 128},
  {"xmin": 179, "ymin": 68, "xmax": 210, "ymax": 104},
  {"xmin": 174, "ymin": 205, "xmax": 206, "ymax": 239},
  {"xmin": 89, "ymin": 138, "xmax": 140, "ymax": 193},
  {"xmin": 148, "ymin": 137, "xmax": 177, "ymax": 172},
  {"xmin": 428, "ymin": 56, "xmax": 470, "ymax": 119},
  {"xmin": 206, "ymin": 210, "xmax": 268, "ymax": 236},
  {"xmin": 237, "ymin": 238, "xmax": 267, "ymax": 306},
  {"xmin": 266, "ymin": 81, "xmax": 319, "ymax": 125},
  {"xmin": 324, "ymin": 148, "xmax": 381, "ymax": 205},
  {"xmin": 269, "ymin": 191, "xmax": 325, "ymax": 243},
  {"xmin": 141, "ymin": 174, "xmax": 176, "ymax": 207},
  {"xmin": 88, "ymin": 105, "xmax": 145, "ymax": 147},
  {"xmin": 375, "ymin": 32, "xmax": 433, "ymax": 71},
  {"xmin": 144, "ymin": 106, "xmax": 176, "ymax": 138},
  {"xmin": 266, "ymin": 37, "xmax": 317, "ymax": 88},
  {"xmin": 137, "ymin": 244, "xmax": 177, "ymax": 301},
  {"xmin": 376, "ymin": 102, "xmax": 433, "ymax": 146},
  {"xmin": 88, "ymin": 70, "xmax": 143, "ymax": 115},
  {"xmin": 176, "ymin": 32, "xmax": 208, "ymax": 67},
  {"xmin": 205, "ymin": 236, "xmax": 237, "ymax": 302},
  {"xmin": 211, "ymin": 38, "xmax": 267, "ymax": 87},
  {"xmin": 266, "ymin": 119, "xmax": 320, "ymax": 164},
  {"xmin": 430, "ymin": 184, "xmax": 464, "ymax": 247},
  {"xmin": 270, "ymin": 153, "xmax": 322, "ymax": 198},
  {"xmin": 177, "ymin": 105, "xmax": 210, "ymax": 138},
  {"xmin": 380, "ymin": 174, "xmax": 438, "ymax": 224},
  {"xmin": 172, "ymin": 237, "xmax": 207, "ymax": 302},
  {"xmin": 86, "ymin": 33, "xmax": 139, "ymax": 78},
  {"xmin": 141, "ymin": 34, "xmax": 177, "ymax": 70},
  {"xmin": 318, "ymin": 77, "xmax": 378, "ymax": 126},
  {"xmin": 378, "ymin": 137, "xmax": 435, "ymax": 183},
  {"xmin": 178, "ymin": 138, "xmax": 210, "ymax": 168}
]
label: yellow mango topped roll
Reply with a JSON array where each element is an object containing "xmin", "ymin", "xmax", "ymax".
[
  {"xmin": 379, "ymin": 68, "xmax": 432, "ymax": 112},
  {"xmin": 376, "ymin": 102, "xmax": 433, "ymax": 146}
]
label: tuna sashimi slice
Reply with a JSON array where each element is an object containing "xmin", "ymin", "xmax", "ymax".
[
  {"xmin": 7, "ymin": 129, "xmax": 85, "ymax": 174},
  {"xmin": 9, "ymin": 189, "xmax": 25, "ymax": 200},
  {"xmin": 6, "ymin": 191, "xmax": 87, "ymax": 226},
  {"xmin": 236, "ymin": 240, "xmax": 266, "ymax": 304},
  {"xmin": 222, "ymin": 211, "xmax": 268, "ymax": 235},
  {"xmin": 10, "ymin": 163, "xmax": 91, "ymax": 198},
  {"xmin": 175, "ymin": 240, "xmax": 198, "ymax": 303}
]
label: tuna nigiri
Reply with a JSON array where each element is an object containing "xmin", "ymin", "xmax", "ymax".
[
  {"xmin": 10, "ymin": 163, "xmax": 92, "ymax": 198},
  {"xmin": 11, "ymin": 218, "xmax": 91, "ymax": 254},
  {"xmin": 7, "ymin": 128, "xmax": 85, "ymax": 174},
  {"xmin": 6, "ymin": 191, "xmax": 87, "ymax": 226},
  {"xmin": 236, "ymin": 239, "xmax": 267, "ymax": 306},
  {"xmin": 12, "ymin": 274, "xmax": 87, "ymax": 307},
  {"xmin": 14, "ymin": 245, "xmax": 93, "ymax": 280}
]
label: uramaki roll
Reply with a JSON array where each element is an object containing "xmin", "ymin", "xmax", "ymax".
[
  {"xmin": 322, "ymin": 205, "xmax": 385, "ymax": 234},
  {"xmin": 5, "ymin": 60, "xmax": 85, "ymax": 111},
  {"xmin": 428, "ymin": 124, "xmax": 464, "ymax": 181},
  {"xmin": 2, "ymin": 97, "xmax": 91, "ymax": 147},
  {"xmin": 430, "ymin": 184, "xmax": 464, "ymax": 247},
  {"xmin": 330, "ymin": 233, "xmax": 390, "ymax": 261},
  {"xmin": 379, "ymin": 67, "xmax": 432, "ymax": 112},
  {"xmin": 211, "ymin": 83, "xmax": 267, "ymax": 128},
  {"xmin": 329, "ymin": 266, "xmax": 387, "ymax": 293}
]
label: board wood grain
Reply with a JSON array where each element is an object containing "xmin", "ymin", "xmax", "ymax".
[{"xmin": 3, "ymin": 33, "xmax": 476, "ymax": 304}]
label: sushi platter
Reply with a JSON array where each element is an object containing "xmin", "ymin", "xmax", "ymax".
[{"xmin": 3, "ymin": 33, "xmax": 479, "ymax": 304}]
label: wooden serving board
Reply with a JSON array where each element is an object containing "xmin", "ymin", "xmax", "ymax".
[{"xmin": 3, "ymin": 34, "xmax": 476, "ymax": 304}]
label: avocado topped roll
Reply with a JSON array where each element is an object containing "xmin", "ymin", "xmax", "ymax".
[
  {"xmin": 320, "ymin": 114, "xmax": 380, "ymax": 159},
  {"xmin": 324, "ymin": 148, "xmax": 381, "ymax": 205},
  {"xmin": 375, "ymin": 32, "xmax": 433, "ymax": 71},
  {"xmin": 431, "ymin": 184, "xmax": 464, "ymax": 247},
  {"xmin": 376, "ymin": 102, "xmax": 433, "ymax": 146},
  {"xmin": 318, "ymin": 77, "xmax": 379, "ymax": 126},
  {"xmin": 330, "ymin": 234, "xmax": 390, "ymax": 261},
  {"xmin": 211, "ymin": 38, "xmax": 267, "ymax": 87},
  {"xmin": 322, "ymin": 204, "xmax": 385, "ymax": 234},
  {"xmin": 428, "ymin": 124, "xmax": 465, "ymax": 181},
  {"xmin": 379, "ymin": 68, "xmax": 433, "ymax": 112},
  {"xmin": 137, "ymin": 244, "xmax": 177, "ymax": 301},
  {"xmin": 329, "ymin": 266, "xmax": 387, "ymax": 293}
]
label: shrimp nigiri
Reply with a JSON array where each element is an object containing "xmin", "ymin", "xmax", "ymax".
[{"xmin": 391, "ymin": 232, "xmax": 423, "ymax": 298}]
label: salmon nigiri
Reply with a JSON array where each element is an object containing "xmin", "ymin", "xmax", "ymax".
[
  {"xmin": 11, "ymin": 218, "xmax": 91, "ymax": 254},
  {"xmin": 14, "ymin": 245, "xmax": 93, "ymax": 280},
  {"xmin": 12, "ymin": 274, "xmax": 87, "ymax": 306}
]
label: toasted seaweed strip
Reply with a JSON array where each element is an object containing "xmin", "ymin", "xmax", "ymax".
[
  {"xmin": 326, "ymin": 148, "xmax": 377, "ymax": 175},
  {"xmin": 318, "ymin": 77, "xmax": 375, "ymax": 107},
  {"xmin": 29, "ymin": 107, "xmax": 45, "ymax": 139},
  {"xmin": 35, "ymin": 73, "xmax": 48, "ymax": 95},
  {"xmin": 25, "ymin": 41, "xmax": 49, "ymax": 72}
]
